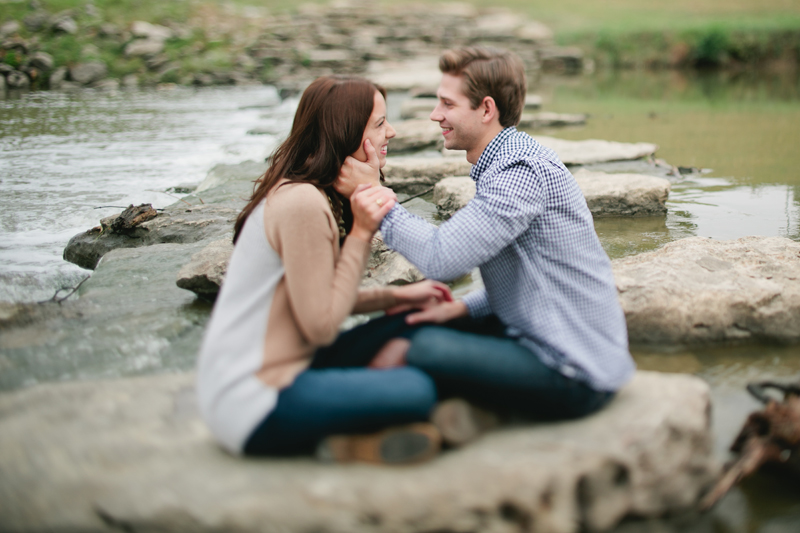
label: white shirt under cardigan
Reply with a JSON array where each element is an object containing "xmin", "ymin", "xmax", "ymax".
[{"xmin": 380, "ymin": 127, "xmax": 635, "ymax": 392}]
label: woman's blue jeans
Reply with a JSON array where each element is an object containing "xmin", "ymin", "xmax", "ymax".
[
  {"xmin": 244, "ymin": 313, "xmax": 613, "ymax": 456},
  {"xmin": 243, "ymin": 314, "xmax": 437, "ymax": 456}
]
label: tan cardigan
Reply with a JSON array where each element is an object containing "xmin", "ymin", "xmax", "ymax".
[{"xmin": 256, "ymin": 181, "xmax": 397, "ymax": 388}]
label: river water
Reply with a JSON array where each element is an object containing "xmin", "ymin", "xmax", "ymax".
[
  {"xmin": 0, "ymin": 85, "xmax": 291, "ymax": 302},
  {"xmin": 1, "ymin": 72, "xmax": 800, "ymax": 530}
]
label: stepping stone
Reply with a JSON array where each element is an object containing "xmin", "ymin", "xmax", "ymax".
[
  {"xmin": 0, "ymin": 371, "xmax": 718, "ymax": 533},
  {"xmin": 390, "ymin": 119, "xmax": 443, "ymax": 154},
  {"xmin": 613, "ymin": 236, "xmax": 800, "ymax": 345},
  {"xmin": 383, "ymin": 156, "xmax": 472, "ymax": 194},
  {"xmin": 518, "ymin": 112, "xmax": 587, "ymax": 129},
  {"xmin": 534, "ymin": 136, "xmax": 658, "ymax": 165},
  {"xmin": 573, "ymin": 169, "xmax": 670, "ymax": 217},
  {"xmin": 433, "ymin": 170, "xmax": 670, "ymax": 219}
]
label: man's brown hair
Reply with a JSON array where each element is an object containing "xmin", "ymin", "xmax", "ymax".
[{"xmin": 439, "ymin": 46, "xmax": 526, "ymax": 128}]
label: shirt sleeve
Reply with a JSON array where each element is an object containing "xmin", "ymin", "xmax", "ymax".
[
  {"xmin": 266, "ymin": 185, "xmax": 371, "ymax": 347},
  {"xmin": 462, "ymin": 288, "xmax": 492, "ymax": 318},
  {"xmin": 381, "ymin": 161, "xmax": 545, "ymax": 281}
]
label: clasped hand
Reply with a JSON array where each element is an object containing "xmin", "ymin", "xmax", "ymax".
[{"xmin": 387, "ymin": 281, "xmax": 469, "ymax": 325}]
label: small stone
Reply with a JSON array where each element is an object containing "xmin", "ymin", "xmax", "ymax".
[
  {"xmin": 69, "ymin": 61, "xmax": 108, "ymax": 85},
  {"xmin": 524, "ymin": 93, "xmax": 543, "ymax": 110},
  {"xmin": 48, "ymin": 66, "xmax": 68, "ymax": 89},
  {"xmin": 51, "ymin": 16, "xmax": 78, "ymax": 35},
  {"xmin": 541, "ymin": 46, "xmax": 585, "ymax": 74},
  {"xmin": 27, "ymin": 51, "xmax": 54, "ymax": 71},
  {"xmin": 130, "ymin": 21, "xmax": 173, "ymax": 41},
  {"xmin": 5, "ymin": 70, "xmax": 30, "ymax": 89},
  {"xmin": 99, "ymin": 23, "xmax": 120, "ymax": 37},
  {"xmin": 23, "ymin": 12, "xmax": 49, "ymax": 32},
  {"xmin": 0, "ymin": 20, "xmax": 20, "ymax": 38},
  {"xmin": 433, "ymin": 176, "xmax": 476, "ymax": 219},
  {"xmin": 176, "ymin": 239, "xmax": 234, "ymax": 299},
  {"xmin": 93, "ymin": 79, "xmax": 120, "ymax": 91},
  {"xmin": 125, "ymin": 39, "xmax": 165, "ymax": 58},
  {"xmin": 516, "ymin": 21, "xmax": 554, "ymax": 43},
  {"xmin": 121, "ymin": 74, "xmax": 139, "ymax": 88}
]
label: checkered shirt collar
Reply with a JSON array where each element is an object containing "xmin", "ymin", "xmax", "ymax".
[{"xmin": 470, "ymin": 126, "xmax": 518, "ymax": 181}]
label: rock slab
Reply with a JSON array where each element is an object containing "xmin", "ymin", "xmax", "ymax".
[
  {"xmin": 433, "ymin": 170, "xmax": 670, "ymax": 220},
  {"xmin": 383, "ymin": 156, "xmax": 473, "ymax": 194},
  {"xmin": 573, "ymin": 168, "xmax": 670, "ymax": 217},
  {"xmin": 534, "ymin": 136, "xmax": 658, "ymax": 165},
  {"xmin": 433, "ymin": 176, "xmax": 476, "ymax": 219},
  {"xmin": 391, "ymin": 118, "xmax": 443, "ymax": 154},
  {"xmin": 0, "ymin": 371, "xmax": 718, "ymax": 533},
  {"xmin": 613, "ymin": 236, "xmax": 800, "ymax": 345},
  {"xmin": 176, "ymin": 239, "xmax": 235, "ymax": 299},
  {"xmin": 64, "ymin": 204, "xmax": 237, "ymax": 270}
]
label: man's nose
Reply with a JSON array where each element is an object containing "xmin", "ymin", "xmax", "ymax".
[{"xmin": 430, "ymin": 103, "xmax": 444, "ymax": 122}]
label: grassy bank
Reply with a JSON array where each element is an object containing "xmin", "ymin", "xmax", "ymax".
[
  {"xmin": 1, "ymin": 0, "xmax": 797, "ymax": 91},
  {"xmin": 444, "ymin": 0, "xmax": 800, "ymax": 69}
]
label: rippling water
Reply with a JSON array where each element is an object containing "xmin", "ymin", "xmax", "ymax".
[{"xmin": 0, "ymin": 85, "xmax": 294, "ymax": 302}]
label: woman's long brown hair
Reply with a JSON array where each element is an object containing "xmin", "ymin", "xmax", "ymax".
[{"xmin": 233, "ymin": 76, "xmax": 386, "ymax": 243}]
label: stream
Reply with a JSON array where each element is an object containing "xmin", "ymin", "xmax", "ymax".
[{"xmin": 1, "ymin": 70, "xmax": 799, "ymax": 531}]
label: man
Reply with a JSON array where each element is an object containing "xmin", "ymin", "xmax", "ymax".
[{"xmin": 347, "ymin": 46, "xmax": 635, "ymax": 425}]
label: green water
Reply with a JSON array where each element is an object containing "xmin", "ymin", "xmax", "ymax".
[{"xmin": 530, "ymin": 69, "xmax": 800, "ymax": 532}]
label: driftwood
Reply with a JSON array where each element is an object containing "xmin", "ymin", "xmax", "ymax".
[
  {"xmin": 101, "ymin": 204, "xmax": 158, "ymax": 234},
  {"xmin": 701, "ymin": 380, "xmax": 800, "ymax": 509}
]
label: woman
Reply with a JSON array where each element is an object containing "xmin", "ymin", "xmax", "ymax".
[{"xmin": 196, "ymin": 75, "xmax": 450, "ymax": 463}]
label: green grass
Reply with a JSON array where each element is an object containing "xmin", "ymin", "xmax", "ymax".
[
  {"xmin": 1, "ymin": 0, "xmax": 798, "ymax": 77},
  {"xmin": 424, "ymin": 0, "xmax": 800, "ymax": 67}
]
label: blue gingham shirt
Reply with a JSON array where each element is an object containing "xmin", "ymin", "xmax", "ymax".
[{"xmin": 381, "ymin": 127, "xmax": 635, "ymax": 391}]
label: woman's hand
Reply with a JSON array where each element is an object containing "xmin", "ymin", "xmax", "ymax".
[
  {"xmin": 349, "ymin": 183, "xmax": 396, "ymax": 242},
  {"xmin": 334, "ymin": 139, "xmax": 381, "ymax": 197},
  {"xmin": 386, "ymin": 280, "xmax": 453, "ymax": 315}
]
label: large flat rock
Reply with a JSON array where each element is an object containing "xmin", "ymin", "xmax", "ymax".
[
  {"xmin": 433, "ymin": 170, "xmax": 670, "ymax": 220},
  {"xmin": 573, "ymin": 168, "xmax": 670, "ymax": 217},
  {"xmin": 62, "ymin": 160, "xmax": 263, "ymax": 270},
  {"xmin": 0, "ymin": 371, "xmax": 718, "ymax": 533},
  {"xmin": 518, "ymin": 112, "xmax": 587, "ymax": 129},
  {"xmin": 63, "ymin": 204, "xmax": 237, "ymax": 270},
  {"xmin": 613, "ymin": 236, "xmax": 800, "ymax": 344},
  {"xmin": 534, "ymin": 136, "xmax": 658, "ymax": 165},
  {"xmin": 1, "ymin": 243, "xmax": 211, "ymax": 392},
  {"xmin": 383, "ymin": 156, "xmax": 473, "ymax": 194},
  {"xmin": 391, "ymin": 118, "xmax": 443, "ymax": 154}
]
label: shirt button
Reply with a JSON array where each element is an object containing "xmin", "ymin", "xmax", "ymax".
[{"xmin": 561, "ymin": 365, "xmax": 577, "ymax": 378}]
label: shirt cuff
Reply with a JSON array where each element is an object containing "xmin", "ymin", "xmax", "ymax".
[{"xmin": 462, "ymin": 289, "xmax": 492, "ymax": 318}]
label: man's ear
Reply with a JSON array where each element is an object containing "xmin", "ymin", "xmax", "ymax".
[{"xmin": 480, "ymin": 96, "xmax": 499, "ymax": 125}]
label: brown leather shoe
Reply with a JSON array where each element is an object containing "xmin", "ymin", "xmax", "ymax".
[
  {"xmin": 316, "ymin": 423, "xmax": 441, "ymax": 465},
  {"xmin": 431, "ymin": 398, "xmax": 499, "ymax": 447}
]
